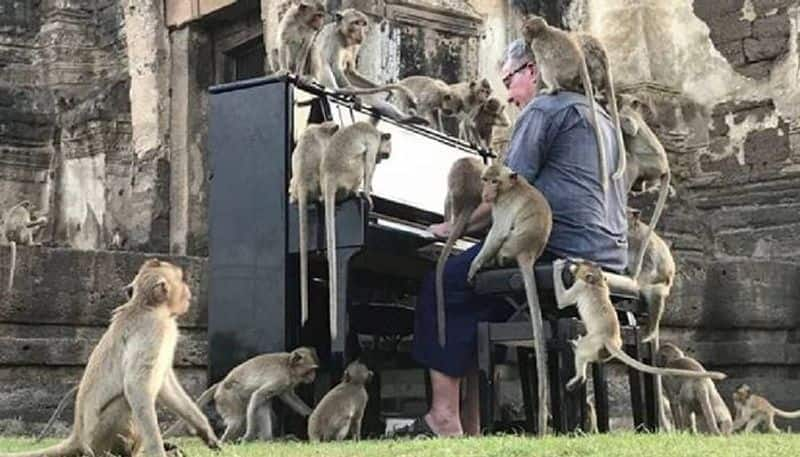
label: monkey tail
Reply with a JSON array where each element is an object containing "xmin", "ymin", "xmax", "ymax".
[
  {"xmin": 773, "ymin": 407, "xmax": 800, "ymax": 419},
  {"xmin": 0, "ymin": 434, "xmax": 82, "ymax": 457},
  {"xmin": 434, "ymin": 209, "xmax": 471, "ymax": 347},
  {"xmin": 163, "ymin": 382, "xmax": 219, "ymax": 437},
  {"xmin": 699, "ymin": 387, "xmax": 722, "ymax": 435},
  {"xmin": 578, "ymin": 51, "xmax": 608, "ymax": 192},
  {"xmin": 632, "ymin": 171, "xmax": 670, "ymax": 280},
  {"xmin": 7, "ymin": 241, "xmax": 16, "ymax": 292},
  {"xmin": 605, "ymin": 68, "xmax": 627, "ymax": 180},
  {"xmin": 517, "ymin": 254, "xmax": 549, "ymax": 437},
  {"xmin": 298, "ymin": 185, "xmax": 310, "ymax": 327},
  {"xmin": 606, "ymin": 344, "xmax": 727, "ymax": 380},
  {"xmin": 323, "ymin": 179, "xmax": 338, "ymax": 341},
  {"xmin": 35, "ymin": 386, "xmax": 78, "ymax": 442}
]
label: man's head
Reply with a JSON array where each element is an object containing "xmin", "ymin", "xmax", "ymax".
[{"xmin": 500, "ymin": 39, "xmax": 538, "ymax": 109}]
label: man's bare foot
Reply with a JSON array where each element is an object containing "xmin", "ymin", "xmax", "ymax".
[{"xmin": 425, "ymin": 412, "xmax": 463, "ymax": 437}]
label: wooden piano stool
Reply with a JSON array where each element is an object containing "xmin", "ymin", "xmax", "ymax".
[{"xmin": 473, "ymin": 265, "xmax": 660, "ymax": 435}]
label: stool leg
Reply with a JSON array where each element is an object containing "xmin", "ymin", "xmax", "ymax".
[
  {"xmin": 477, "ymin": 322, "xmax": 494, "ymax": 434},
  {"xmin": 516, "ymin": 347, "xmax": 538, "ymax": 434},
  {"xmin": 559, "ymin": 320, "xmax": 582, "ymax": 433},
  {"xmin": 592, "ymin": 364, "xmax": 610, "ymax": 433},
  {"xmin": 548, "ymin": 321, "xmax": 565, "ymax": 434},
  {"xmin": 625, "ymin": 337, "xmax": 646, "ymax": 431}
]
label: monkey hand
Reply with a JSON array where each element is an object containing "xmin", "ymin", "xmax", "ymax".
[
  {"xmin": 467, "ymin": 260, "xmax": 482, "ymax": 285},
  {"xmin": 200, "ymin": 430, "xmax": 222, "ymax": 451}
]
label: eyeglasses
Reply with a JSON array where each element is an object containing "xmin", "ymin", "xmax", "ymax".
[{"xmin": 502, "ymin": 62, "xmax": 532, "ymax": 89}]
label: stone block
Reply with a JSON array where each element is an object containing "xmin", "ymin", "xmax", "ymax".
[
  {"xmin": 753, "ymin": 14, "xmax": 791, "ymax": 39},
  {"xmin": 0, "ymin": 247, "xmax": 209, "ymax": 328},
  {"xmin": 706, "ymin": 13, "xmax": 752, "ymax": 43},
  {"xmin": 744, "ymin": 36, "xmax": 789, "ymax": 62}
]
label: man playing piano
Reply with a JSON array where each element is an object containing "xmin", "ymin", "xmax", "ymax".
[{"xmin": 402, "ymin": 39, "xmax": 628, "ymax": 437}]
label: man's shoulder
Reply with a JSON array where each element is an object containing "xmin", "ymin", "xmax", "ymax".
[{"xmin": 524, "ymin": 91, "xmax": 610, "ymax": 121}]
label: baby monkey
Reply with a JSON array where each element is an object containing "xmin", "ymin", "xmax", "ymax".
[
  {"xmin": 2, "ymin": 200, "xmax": 47, "ymax": 291},
  {"xmin": 656, "ymin": 343, "xmax": 732, "ymax": 435},
  {"xmin": 732, "ymin": 384, "xmax": 800, "ymax": 433},
  {"xmin": 307, "ymin": 361, "xmax": 372, "ymax": 442},
  {"xmin": 554, "ymin": 260, "xmax": 727, "ymax": 391}
]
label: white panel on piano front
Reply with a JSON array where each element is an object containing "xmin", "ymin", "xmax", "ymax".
[{"xmin": 323, "ymin": 98, "xmax": 481, "ymax": 217}]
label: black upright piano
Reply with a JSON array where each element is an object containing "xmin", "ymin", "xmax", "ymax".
[{"xmin": 207, "ymin": 75, "xmax": 487, "ymax": 383}]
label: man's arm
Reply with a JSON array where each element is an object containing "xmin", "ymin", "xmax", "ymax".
[
  {"xmin": 503, "ymin": 105, "xmax": 552, "ymax": 185},
  {"xmin": 465, "ymin": 202, "xmax": 492, "ymax": 234}
]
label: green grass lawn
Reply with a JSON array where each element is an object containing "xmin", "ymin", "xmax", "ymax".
[{"xmin": 2, "ymin": 433, "xmax": 800, "ymax": 457}]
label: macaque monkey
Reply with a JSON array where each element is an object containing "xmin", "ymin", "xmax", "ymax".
[
  {"xmin": 627, "ymin": 209, "xmax": 675, "ymax": 344},
  {"xmin": 2, "ymin": 200, "xmax": 47, "ymax": 291},
  {"xmin": 109, "ymin": 227, "xmax": 125, "ymax": 250},
  {"xmin": 553, "ymin": 260, "xmax": 727, "ymax": 393},
  {"xmin": 1, "ymin": 259, "xmax": 221, "ymax": 457},
  {"xmin": 522, "ymin": 15, "xmax": 609, "ymax": 191},
  {"xmin": 321, "ymin": 121, "xmax": 391, "ymax": 341},
  {"xmin": 656, "ymin": 343, "xmax": 732, "ymax": 435},
  {"xmin": 314, "ymin": 9, "xmax": 425, "ymax": 124},
  {"xmin": 435, "ymin": 157, "xmax": 485, "ymax": 346},
  {"xmin": 288, "ymin": 121, "xmax": 340, "ymax": 327},
  {"xmin": 467, "ymin": 97, "xmax": 511, "ymax": 150},
  {"xmin": 450, "ymin": 78, "xmax": 492, "ymax": 141},
  {"xmin": 307, "ymin": 361, "xmax": 372, "ymax": 442},
  {"xmin": 273, "ymin": 0, "xmax": 327, "ymax": 76},
  {"xmin": 619, "ymin": 94, "xmax": 673, "ymax": 280},
  {"xmin": 575, "ymin": 32, "xmax": 627, "ymax": 181},
  {"xmin": 394, "ymin": 75, "xmax": 464, "ymax": 132},
  {"xmin": 165, "ymin": 347, "xmax": 319, "ymax": 442},
  {"xmin": 732, "ymin": 384, "xmax": 800, "ymax": 433},
  {"xmin": 466, "ymin": 163, "xmax": 553, "ymax": 436}
]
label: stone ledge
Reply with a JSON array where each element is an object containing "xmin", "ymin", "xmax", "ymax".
[{"xmin": 0, "ymin": 246, "xmax": 208, "ymax": 328}]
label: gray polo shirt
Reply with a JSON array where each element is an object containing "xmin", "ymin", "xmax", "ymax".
[{"xmin": 504, "ymin": 91, "xmax": 628, "ymax": 272}]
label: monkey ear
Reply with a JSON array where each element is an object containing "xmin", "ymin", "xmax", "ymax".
[
  {"xmin": 380, "ymin": 132, "xmax": 391, "ymax": 141},
  {"xmin": 469, "ymin": 81, "xmax": 477, "ymax": 89},
  {"xmin": 509, "ymin": 172, "xmax": 518, "ymax": 181},
  {"xmin": 143, "ymin": 258, "xmax": 162, "ymax": 269},
  {"xmin": 620, "ymin": 115, "xmax": 638, "ymax": 136},
  {"xmin": 335, "ymin": 11, "xmax": 344, "ymax": 23},
  {"xmin": 343, "ymin": 370, "xmax": 352, "ymax": 383},
  {"xmin": 290, "ymin": 350, "xmax": 303, "ymax": 365},
  {"xmin": 146, "ymin": 278, "xmax": 169, "ymax": 305},
  {"xmin": 123, "ymin": 282, "xmax": 134, "ymax": 299}
]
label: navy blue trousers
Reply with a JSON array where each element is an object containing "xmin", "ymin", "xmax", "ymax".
[
  {"xmin": 411, "ymin": 243, "xmax": 510, "ymax": 377},
  {"xmin": 412, "ymin": 242, "xmax": 559, "ymax": 377}
]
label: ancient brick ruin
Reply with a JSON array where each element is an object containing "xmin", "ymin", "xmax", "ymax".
[{"xmin": 0, "ymin": 0, "xmax": 798, "ymax": 434}]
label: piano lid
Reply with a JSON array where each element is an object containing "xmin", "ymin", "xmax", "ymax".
[{"xmin": 292, "ymin": 85, "xmax": 487, "ymax": 219}]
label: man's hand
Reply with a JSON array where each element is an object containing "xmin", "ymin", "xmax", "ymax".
[{"xmin": 427, "ymin": 222, "xmax": 452, "ymax": 239}]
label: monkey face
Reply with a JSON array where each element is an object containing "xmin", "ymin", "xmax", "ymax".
[
  {"xmin": 733, "ymin": 384, "xmax": 751, "ymax": 403},
  {"xmin": 440, "ymin": 93, "xmax": 462, "ymax": 115},
  {"xmin": 337, "ymin": 9, "xmax": 369, "ymax": 45},
  {"xmin": 343, "ymin": 361, "xmax": 373, "ymax": 385},
  {"xmin": 480, "ymin": 164, "xmax": 517, "ymax": 203},
  {"xmin": 377, "ymin": 132, "xmax": 391, "ymax": 162},
  {"xmin": 573, "ymin": 260, "xmax": 605, "ymax": 287},
  {"xmin": 522, "ymin": 16, "xmax": 547, "ymax": 40},
  {"xmin": 299, "ymin": 1, "xmax": 326, "ymax": 31},
  {"xmin": 473, "ymin": 79, "xmax": 492, "ymax": 103}
]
